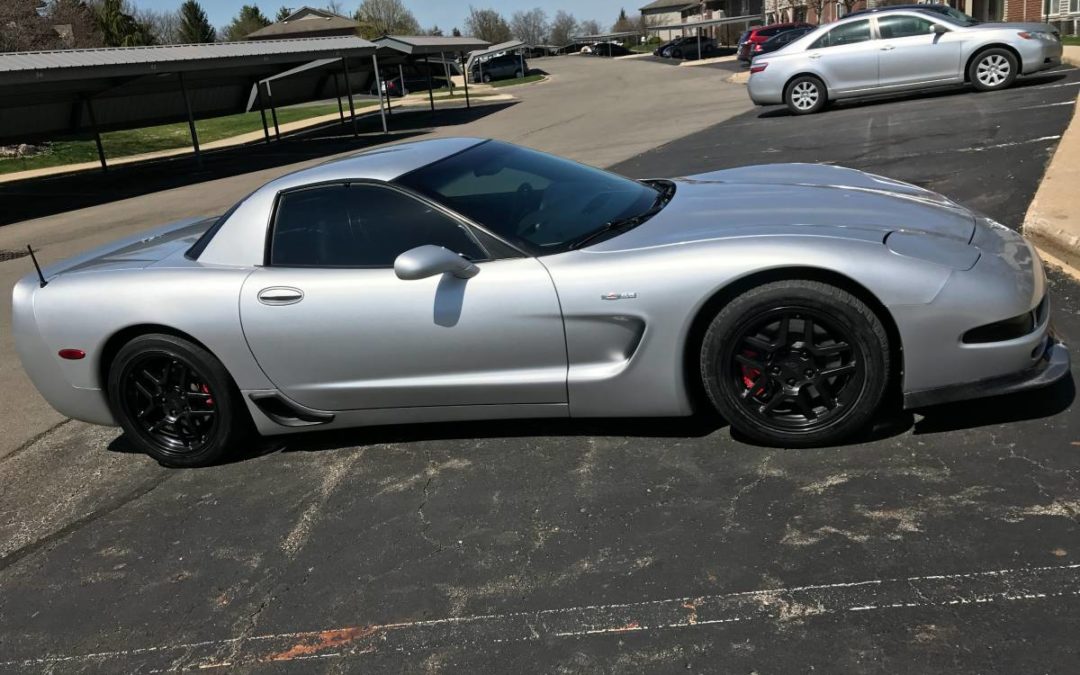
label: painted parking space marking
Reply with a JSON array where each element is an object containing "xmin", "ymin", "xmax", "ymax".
[{"xmin": 4, "ymin": 562, "xmax": 1080, "ymax": 671}]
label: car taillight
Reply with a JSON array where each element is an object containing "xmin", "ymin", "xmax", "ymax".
[
  {"xmin": 754, "ymin": 44, "xmax": 763, "ymax": 52},
  {"xmin": 750, "ymin": 63, "xmax": 767, "ymax": 74}
]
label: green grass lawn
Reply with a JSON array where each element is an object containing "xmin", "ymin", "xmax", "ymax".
[
  {"xmin": 1063, "ymin": 35, "xmax": 1080, "ymax": 46},
  {"xmin": 487, "ymin": 73, "xmax": 546, "ymax": 88},
  {"xmin": 0, "ymin": 101, "xmax": 372, "ymax": 176}
]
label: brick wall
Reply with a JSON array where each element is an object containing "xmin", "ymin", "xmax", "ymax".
[{"xmin": 1005, "ymin": 0, "xmax": 1047, "ymax": 21}]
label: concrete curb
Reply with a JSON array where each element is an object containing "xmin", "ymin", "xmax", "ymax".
[
  {"xmin": 680, "ymin": 54, "xmax": 737, "ymax": 67},
  {"xmin": 727, "ymin": 70, "xmax": 750, "ymax": 84},
  {"xmin": 1022, "ymin": 46, "xmax": 1080, "ymax": 274}
]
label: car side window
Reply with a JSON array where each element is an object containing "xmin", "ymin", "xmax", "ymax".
[
  {"xmin": 877, "ymin": 15, "xmax": 937, "ymax": 39},
  {"xmin": 270, "ymin": 183, "xmax": 486, "ymax": 268},
  {"xmin": 810, "ymin": 19, "xmax": 872, "ymax": 48}
]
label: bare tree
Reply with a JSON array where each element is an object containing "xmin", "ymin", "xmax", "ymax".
[
  {"xmin": 322, "ymin": 0, "xmax": 344, "ymax": 15},
  {"xmin": 805, "ymin": 0, "xmax": 826, "ymax": 23},
  {"xmin": 548, "ymin": 10, "xmax": 578, "ymax": 46},
  {"xmin": 354, "ymin": 0, "xmax": 419, "ymax": 36},
  {"xmin": 46, "ymin": 0, "xmax": 104, "ymax": 48},
  {"xmin": 135, "ymin": 7, "xmax": 182, "ymax": 44},
  {"xmin": 510, "ymin": 7, "xmax": 547, "ymax": 45},
  {"xmin": 464, "ymin": 6, "xmax": 511, "ymax": 43},
  {"xmin": 579, "ymin": 18, "xmax": 602, "ymax": 36}
]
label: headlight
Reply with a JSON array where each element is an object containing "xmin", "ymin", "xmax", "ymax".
[{"xmin": 1018, "ymin": 31, "xmax": 1057, "ymax": 41}]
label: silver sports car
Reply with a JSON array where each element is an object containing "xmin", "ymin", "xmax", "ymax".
[
  {"xmin": 747, "ymin": 7, "xmax": 1063, "ymax": 114},
  {"xmin": 13, "ymin": 138, "xmax": 1069, "ymax": 466}
]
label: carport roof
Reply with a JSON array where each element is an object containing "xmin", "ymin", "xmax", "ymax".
[
  {"xmin": 571, "ymin": 31, "xmax": 642, "ymax": 41},
  {"xmin": 374, "ymin": 35, "xmax": 490, "ymax": 55},
  {"xmin": 0, "ymin": 36, "xmax": 380, "ymax": 81}
]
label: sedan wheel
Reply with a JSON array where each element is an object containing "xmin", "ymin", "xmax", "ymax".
[
  {"xmin": 108, "ymin": 334, "xmax": 246, "ymax": 467},
  {"xmin": 784, "ymin": 75, "xmax": 826, "ymax": 115},
  {"xmin": 969, "ymin": 49, "xmax": 1018, "ymax": 91},
  {"xmin": 700, "ymin": 280, "xmax": 890, "ymax": 447}
]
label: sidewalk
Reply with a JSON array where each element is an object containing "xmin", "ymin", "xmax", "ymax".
[{"xmin": 1024, "ymin": 46, "xmax": 1080, "ymax": 273}]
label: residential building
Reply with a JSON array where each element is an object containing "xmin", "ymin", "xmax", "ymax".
[{"xmin": 245, "ymin": 6, "xmax": 361, "ymax": 41}]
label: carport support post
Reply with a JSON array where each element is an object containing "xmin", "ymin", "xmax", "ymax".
[
  {"xmin": 340, "ymin": 56, "xmax": 359, "ymax": 137},
  {"xmin": 332, "ymin": 73, "xmax": 345, "ymax": 123},
  {"xmin": 519, "ymin": 49, "xmax": 525, "ymax": 77},
  {"xmin": 424, "ymin": 55, "xmax": 435, "ymax": 112},
  {"xmin": 256, "ymin": 82, "xmax": 270, "ymax": 144},
  {"xmin": 178, "ymin": 72, "xmax": 202, "ymax": 169},
  {"xmin": 370, "ymin": 53, "xmax": 388, "ymax": 135},
  {"xmin": 82, "ymin": 95, "xmax": 107, "ymax": 172},
  {"xmin": 460, "ymin": 51, "xmax": 471, "ymax": 108},
  {"xmin": 263, "ymin": 82, "xmax": 280, "ymax": 140},
  {"xmin": 440, "ymin": 51, "xmax": 452, "ymax": 94}
]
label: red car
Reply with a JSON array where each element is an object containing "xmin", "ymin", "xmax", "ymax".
[{"xmin": 737, "ymin": 22, "xmax": 814, "ymax": 64}]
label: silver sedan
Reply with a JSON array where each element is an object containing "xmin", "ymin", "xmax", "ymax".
[
  {"xmin": 13, "ymin": 139, "xmax": 1068, "ymax": 466},
  {"xmin": 748, "ymin": 7, "xmax": 1063, "ymax": 114}
]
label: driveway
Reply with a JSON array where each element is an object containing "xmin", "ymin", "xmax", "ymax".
[{"xmin": 1, "ymin": 60, "xmax": 1079, "ymax": 673}]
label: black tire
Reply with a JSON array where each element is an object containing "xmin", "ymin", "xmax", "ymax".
[
  {"xmin": 784, "ymin": 75, "xmax": 827, "ymax": 115},
  {"xmin": 107, "ymin": 334, "xmax": 247, "ymax": 467},
  {"xmin": 700, "ymin": 280, "xmax": 890, "ymax": 447},
  {"xmin": 968, "ymin": 47, "xmax": 1018, "ymax": 92},
  {"xmin": 515, "ymin": 69, "xmax": 524, "ymax": 78},
  {"xmin": 482, "ymin": 73, "xmax": 492, "ymax": 83},
  {"xmin": 672, "ymin": 48, "xmax": 683, "ymax": 59}
]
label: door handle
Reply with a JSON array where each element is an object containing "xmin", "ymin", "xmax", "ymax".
[
  {"xmin": 880, "ymin": 44, "xmax": 895, "ymax": 51},
  {"xmin": 808, "ymin": 52, "xmax": 822, "ymax": 59},
  {"xmin": 258, "ymin": 287, "xmax": 304, "ymax": 306}
]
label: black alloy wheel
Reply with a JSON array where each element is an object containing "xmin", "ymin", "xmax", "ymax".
[
  {"xmin": 109, "ymin": 334, "xmax": 245, "ymax": 467},
  {"xmin": 726, "ymin": 307, "xmax": 861, "ymax": 430},
  {"xmin": 700, "ymin": 280, "xmax": 890, "ymax": 447}
]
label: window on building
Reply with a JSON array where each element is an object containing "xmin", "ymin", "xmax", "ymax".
[
  {"xmin": 835, "ymin": 1, "xmax": 847, "ymax": 18},
  {"xmin": 1069, "ymin": 0, "xmax": 1078, "ymax": 14},
  {"xmin": 1044, "ymin": 0, "xmax": 1054, "ymax": 16}
]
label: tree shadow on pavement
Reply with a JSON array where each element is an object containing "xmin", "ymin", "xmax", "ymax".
[{"xmin": 0, "ymin": 102, "xmax": 516, "ymax": 226}]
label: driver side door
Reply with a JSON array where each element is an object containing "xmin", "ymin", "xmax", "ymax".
[{"xmin": 239, "ymin": 182, "xmax": 567, "ymax": 412}]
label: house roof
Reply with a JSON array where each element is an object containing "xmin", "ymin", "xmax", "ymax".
[
  {"xmin": 245, "ymin": 6, "xmax": 360, "ymax": 39},
  {"xmin": 639, "ymin": 0, "xmax": 695, "ymax": 12},
  {"xmin": 374, "ymin": 35, "xmax": 490, "ymax": 55}
]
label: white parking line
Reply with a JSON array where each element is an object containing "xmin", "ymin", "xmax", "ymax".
[{"xmin": 4, "ymin": 562, "xmax": 1080, "ymax": 670}]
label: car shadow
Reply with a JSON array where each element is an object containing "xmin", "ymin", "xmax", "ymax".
[
  {"xmin": 0, "ymin": 101, "xmax": 517, "ymax": 227},
  {"xmin": 755, "ymin": 70, "xmax": 1072, "ymax": 119},
  {"xmin": 913, "ymin": 374, "xmax": 1075, "ymax": 436}
]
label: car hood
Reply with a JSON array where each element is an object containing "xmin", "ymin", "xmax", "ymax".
[
  {"xmin": 589, "ymin": 164, "xmax": 977, "ymax": 252},
  {"xmin": 975, "ymin": 21, "xmax": 1055, "ymax": 31}
]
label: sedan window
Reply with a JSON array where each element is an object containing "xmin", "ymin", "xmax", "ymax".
[
  {"xmin": 270, "ymin": 184, "xmax": 485, "ymax": 268},
  {"xmin": 877, "ymin": 15, "xmax": 938, "ymax": 39},
  {"xmin": 810, "ymin": 19, "xmax": 872, "ymax": 48}
]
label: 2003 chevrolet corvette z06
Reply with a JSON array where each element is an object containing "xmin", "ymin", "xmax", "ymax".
[{"xmin": 14, "ymin": 139, "xmax": 1069, "ymax": 466}]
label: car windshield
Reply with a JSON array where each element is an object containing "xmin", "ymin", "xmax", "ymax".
[
  {"xmin": 395, "ymin": 140, "xmax": 664, "ymax": 255},
  {"xmin": 925, "ymin": 6, "xmax": 979, "ymax": 25}
]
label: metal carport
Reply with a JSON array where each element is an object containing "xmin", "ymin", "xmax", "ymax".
[
  {"xmin": 0, "ymin": 36, "xmax": 379, "ymax": 171},
  {"xmin": 372, "ymin": 36, "xmax": 490, "ymax": 113},
  {"xmin": 464, "ymin": 40, "xmax": 527, "ymax": 82}
]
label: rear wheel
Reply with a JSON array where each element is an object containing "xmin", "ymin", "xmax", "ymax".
[
  {"xmin": 700, "ymin": 280, "xmax": 890, "ymax": 447},
  {"xmin": 108, "ymin": 334, "xmax": 246, "ymax": 467},
  {"xmin": 672, "ymin": 48, "xmax": 683, "ymax": 58},
  {"xmin": 969, "ymin": 48, "xmax": 1018, "ymax": 91},
  {"xmin": 482, "ymin": 73, "xmax": 492, "ymax": 83},
  {"xmin": 784, "ymin": 75, "xmax": 827, "ymax": 115}
]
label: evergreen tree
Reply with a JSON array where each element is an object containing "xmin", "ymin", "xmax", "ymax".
[
  {"xmin": 275, "ymin": 6, "xmax": 293, "ymax": 21},
  {"xmin": 95, "ymin": 0, "xmax": 155, "ymax": 46},
  {"xmin": 178, "ymin": 0, "xmax": 216, "ymax": 43},
  {"xmin": 223, "ymin": 4, "xmax": 271, "ymax": 41}
]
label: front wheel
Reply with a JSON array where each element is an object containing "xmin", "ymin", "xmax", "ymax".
[
  {"xmin": 784, "ymin": 75, "xmax": 827, "ymax": 115},
  {"xmin": 108, "ymin": 334, "xmax": 247, "ymax": 467},
  {"xmin": 700, "ymin": 280, "xmax": 890, "ymax": 447},
  {"xmin": 969, "ymin": 48, "xmax": 1018, "ymax": 91}
]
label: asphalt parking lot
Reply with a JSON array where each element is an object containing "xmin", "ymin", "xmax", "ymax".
[{"xmin": 1, "ymin": 60, "xmax": 1079, "ymax": 673}]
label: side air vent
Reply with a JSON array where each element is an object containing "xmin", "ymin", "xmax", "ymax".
[{"xmin": 249, "ymin": 393, "xmax": 334, "ymax": 427}]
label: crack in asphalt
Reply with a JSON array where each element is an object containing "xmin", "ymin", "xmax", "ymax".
[{"xmin": 0, "ymin": 468, "xmax": 172, "ymax": 574}]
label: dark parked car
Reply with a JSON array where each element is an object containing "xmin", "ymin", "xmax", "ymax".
[
  {"xmin": 469, "ymin": 53, "xmax": 529, "ymax": 83},
  {"xmin": 661, "ymin": 36, "xmax": 719, "ymax": 59},
  {"xmin": 845, "ymin": 2, "xmax": 969, "ymax": 19},
  {"xmin": 592, "ymin": 42, "xmax": 633, "ymax": 57},
  {"xmin": 737, "ymin": 22, "xmax": 814, "ymax": 63},
  {"xmin": 750, "ymin": 25, "xmax": 814, "ymax": 58}
]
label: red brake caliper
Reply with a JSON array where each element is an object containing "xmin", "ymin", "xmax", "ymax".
[
  {"xmin": 740, "ymin": 350, "xmax": 764, "ymax": 394},
  {"xmin": 201, "ymin": 383, "xmax": 214, "ymax": 406}
]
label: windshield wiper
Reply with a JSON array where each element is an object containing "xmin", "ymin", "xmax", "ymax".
[{"xmin": 569, "ymin": 181, "xmax": 675, "ymax": 250}]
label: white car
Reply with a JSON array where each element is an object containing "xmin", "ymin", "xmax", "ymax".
[{"xmin": 748, "ymin": 7, "xmax": 1063, "ymax": 114}]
